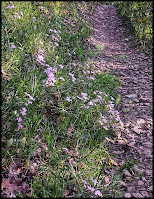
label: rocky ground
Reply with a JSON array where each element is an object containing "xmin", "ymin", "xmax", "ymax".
[{"xmin": 85, "ymin": 2, "xmax": 153, "ymax": 198}]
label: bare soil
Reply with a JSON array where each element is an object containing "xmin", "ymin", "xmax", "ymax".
[{"xmin": 85, "ymin": 2, "xmax": 153, "ymax": 198}]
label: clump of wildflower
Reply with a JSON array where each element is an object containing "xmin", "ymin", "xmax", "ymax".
[
  {"xmin": 13, "ymin": 12, "xmax": 22, "ymax": 19},
  {"xmin": 68, "ymin": 73, "xmax": 76, "ymax": 83},
  {"xmin": 20, "ymin": 107, "xmax": 27, "ymax": 116},
  {"xmin": 59, "ymin": 64, "xmax": 64, "ymax": 69},
  {"xmin": 24, "ymin": 92, "xmax": 35, "ymax": 106},
  {"xmin": 66, "ymin": 96, "xmax": 72, "ymax": 102},
  {"xmin": 17, "ymin": 117, "xmax": 23, "ymax": 129},
  {"xmin": 44, "ymin": 66, "xmax": 57, "ymax": 87},
  {"xmin": 6, "ymin": 2, "xmax": 14, "ymax": 9},
  {"xmin": 59, "ymin": 77, "xmax": 65, "ymax": 81},
  {"xmin": 11, "ymin": 43, "xmax": 16, "ymax": 49},
  {"xmin": 36, "ymin": 49, "xmax": 46, "ymax": 66},
  {"xmin": 16, "ymin": 92, "xmax": 35, "ymax": 129},
  {"xmin": 81, "ymin": 178, "xmax": 103, "ymax": 197}
]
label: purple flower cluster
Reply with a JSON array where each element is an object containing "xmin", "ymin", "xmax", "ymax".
[
  {"xmin": 66, "ymin": 96, "xmax": 72, "ymax": 102},
  {"xmin": 98, "ymin": 97, "xmax": 124, "ymax": 130},
  {"xmin": 36, "ymin": 49, "xmax": 46, "ymax": 66},
  {"xmin": 13, "ymin": 12, "xmax": 22, "ymax": 18},
  {"xmin": 68, "ymin": 73, "xmax": 76, "ymax": 83},
  {"xmin": 17, "ymin": 92, "xmax": 35, "ymax": 129},
  {"xmin": 49, "ymin": 28, "xmax": 61, "ymax": 47},
  {"xmin": 44, "ymin": 66, "xmax": 57, "ymax": 86},
  {"xmin": 6, "ymin": 2, "xmax": 14, "ymax": 9},
  {"xmin": 81, "ymin": 178, "xmax": 103, "ymax": 197}
]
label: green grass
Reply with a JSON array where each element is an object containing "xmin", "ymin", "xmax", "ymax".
[{"xmin": 1, "ymin": 1, "xmax": 129, "ymax": 198}]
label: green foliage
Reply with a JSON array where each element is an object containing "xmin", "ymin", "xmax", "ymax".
[
  {"xmin": 111, "ymin": 1, "xmax": 153, "ymax": 54},
  {"xmin": 1, "ymin": 1, "xmax": 125, "ymax": 198}
]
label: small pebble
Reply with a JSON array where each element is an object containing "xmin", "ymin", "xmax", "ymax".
[
  {"xmin": 137, "ymin": 180, "xmax": 144, "ymax": 186},
  {"xmin": 124, "ymin": 193, "xmax": 131, "ymax": 198}
]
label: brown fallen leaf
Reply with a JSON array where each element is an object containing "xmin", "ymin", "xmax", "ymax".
[
  {"xmin": 64, "ymin": 190, "xmax": 71, "ymax": 197},
  {"xmin": 1, "ymin": 178, "xmax": 10, "ymax": 189},
  {"xmin": 104, "ymin": 177, "xmax": 110, "ymax": 184}
]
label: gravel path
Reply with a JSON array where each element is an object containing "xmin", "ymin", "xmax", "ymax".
[{"xmin": 85, "ymin": 3, "xmax": 153, "ymax": 198}]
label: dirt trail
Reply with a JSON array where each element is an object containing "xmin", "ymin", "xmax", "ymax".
[{"xmin": 85, "ymin": 3, "xmax": 153, "ymax": 198}]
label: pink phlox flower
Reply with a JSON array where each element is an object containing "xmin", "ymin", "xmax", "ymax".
[
  {"xmin": 81, "ymin": 93, "xmax": 88, "ymax": 98},
  {"xmin": 66, "ymin": 96, "xmax": 72, "ymax": 102},
  {"xmin": 44, "ymin": 67, "xmax": 52, "ymax": 74},
  {"xmin": 59, "ymin": 64, "xmax": 64, "ymax": 69},
  {"xmin": 72, "ymin": 77, "xmax": 76, "ymax": 82},
  {"xmin": 115, "ymin": 115, "xmax": 120, "ymax": 121},
  {"xmin": 91, "ymin": 177, "xmax": 98, "ymax": 186},
  {"xmin": 14, "ymin": 12, "xmax": 21, "ymax": 18},
  {"xmin": 45, "ymin": 34, "xmax": 49, "ymax": 36},
  {"xmin": 99, "ymin": 120, "xmax": 103, "ymax": 125},
  {"xmin": 52, "ymin": 35, "xmax": 58, "ymax": 41},
  {"xmin": 94, "ymin": 190, "xmax": 102, "ymax": 197},
  {"xmin": 72, "ymin": 63, "xmax": 76, "ymax": 66},
  {"xmin": 103, "ymin": 125, "xmax": 108, "ymax": 130},
  {"xmin": 6, "ymin": 2, "xmax": 14, "ymax": 9},
  {"xmin": 55, "ymin": 42, "xmax": 59, "ymax": 46},
  {"xmin": 49, "ymin": 28, "xmax": 54, "ymax": 32},
  {"xmin": 20, "ymin": 107, "xmax": 27, "ymax": 116},
  {"xmin": 52, "ymin": 68, "xmax": 57, "ymax": 73},
  {"xmin": 87, "ymin": 186, "xmax": 95, "ymax": 193},
  {"xmin": 59, "ymin": 77, "xmax": 65, "ymax": 81},
  {"xmin": 49, "ymin": 41, "xmax": 52, "ymax": 44},
  {"xmin": 37, "ymin": 54, "xmax": 45, "ymax": 62},
  {"xmin": 53, "ymin": 29, "xmax": 57, "ymax": 33},
  {"xmin": 68, "ymin": 73, "xmax": 74, "ymax": 77},
  {"xmin": 88, "ymin": 101, "xmax": 94, "ymax": 106},
  {"xmin": 68, "ymin": 73, "xmax": 76, "ymax": 82},
  {"xmin": 89, "ymin": 76, "xmax": 95, "ymax": 80},
  {"xmin": 111, "ymin": 96, "xmax": 115, "ymax": 101},
  {"xmin": 120, "ymin": 121, "xmax": 124, "ymax": 127},
  {"xmin": 103, "ymin": 118, "xmax": 108, "ymax": 123},
  {"xmin": 84, "ymin": 105, "xmax": 89, "ymax": 109},
  {"xmin": 81, "ymin": 179, "xmax": 87, "ymax": 185},
  {"xmin": 25, "ymin": 100, "xmax": 33, "ymax": 106},
  {"xmin": 77, "ymin": 96, "xmax": 83, "ymax": 100},
  {"xmin": 24, "ymin": 92, "xmax": 35, "ymax": 101},
  {"xmin": 48, "ymin": 73, "xmax": 56, "ymax": 82},
  {"xmin": 18, "ymin": 123, "xmax": 23, "ymax": 129},
  {"xmin": 97, "ymin": 95, "xmax": 102, "ymax": 99},
  {"xmin": 11, "ymin": 43, "xmax": 16, "ymax": 48},
  {"xmin": 17, "ymin": 117, "xmax": 22, "ymax": 123},
  {"xmin": 29, "ymin": 96, "xmax": 35, "ymax": 101}
]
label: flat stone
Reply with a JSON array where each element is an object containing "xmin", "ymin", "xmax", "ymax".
[
  {"xmin": 145, "ymin": 170, "xmax": 152, "ymax": 175},
  {"xmin": 126, "ymin": 94, "xmax": 137, "ymax": 99},
  {"xmin": 132, "ymin": 126, "xmax": 142, "ymax": 134},
  {"xmin": 133, "ymin": 166, "xmax": 145, "ymax": 174},
  {"xmin": 124, "ymin": 193, "xmax": 131, "ymax": 198},
  {"xmin": 141, "ymin": 177, "xmax": 146, "ymax": 181},
  {"xmin": 140, "ymin": 191, "xmax": 149, "ymax": 197},
  {"xmin": 137, "ymin": 180, "xmax": 144, "ymax": 186},
  {"xmin": 123, "ymin": 169, "xmax": 132, "ymax": 177},
  {"xmin": 129, "ymin": 141, "xmax": 136, "ymax": 146},
  {"xmin": 131, "ymin": 193, "xmax": 144, "ymax": 198},
  {"xmin": 145, "ymin": 155, "xmax": 153, "ymax": 159},
  {"xmin": 149, "ymin": 185, "xmax": 153, "ymax": 191},
  {"xmin": 142, "ymin": 142, "xmax": 152, "ymax": 149},
  {"xmin": 127, "ymin": 186, "xmax": 133, "ymax": 192}
]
